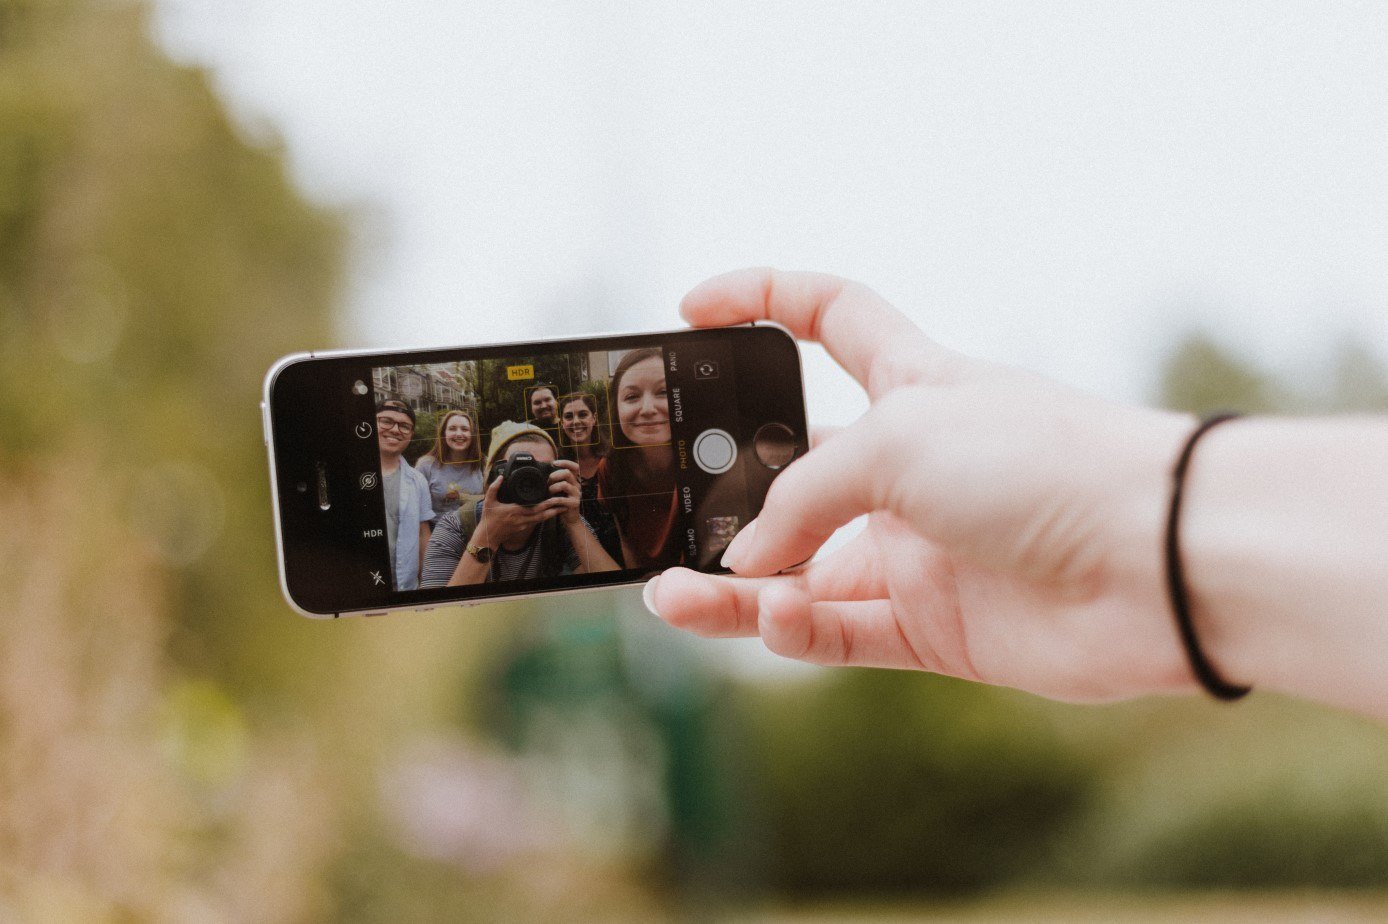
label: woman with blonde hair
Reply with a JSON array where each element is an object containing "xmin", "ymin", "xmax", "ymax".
[{"xmin": 415, "ymin": 408, "xmax": 485, "ymax": 519}]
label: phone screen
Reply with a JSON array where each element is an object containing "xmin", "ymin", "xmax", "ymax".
[{"xmin": 267, "ymin": 326, "xmax": 805, "ymax": 615}]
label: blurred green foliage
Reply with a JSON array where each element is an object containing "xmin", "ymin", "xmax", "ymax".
[
  {"xmin": 738, "ymin": 670, "xmax": 1093, "ymax": 896},
  {"xmin": 0, "ymin": 0, "xmax": 349, "ymax": 699},
  {"xmin": 1159, "ymin": 330, "xmax": 1388, "ymax": 417},
  {"xmin": 1158, "ymin": 332, "xmax": 1280, "ymax": 416},
  {"xmin": 0, "ymin": 1, "xmax": 425, "ymax": 917}
]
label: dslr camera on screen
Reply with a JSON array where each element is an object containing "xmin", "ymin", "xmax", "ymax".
[{"xmin": 492, "ymin": 452, "xmax": 557, "ymax": 506}]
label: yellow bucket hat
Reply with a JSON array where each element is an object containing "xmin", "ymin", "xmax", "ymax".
[{"xmin": 484, "ymin": 420, "xmax": 558, "ymax": 474}]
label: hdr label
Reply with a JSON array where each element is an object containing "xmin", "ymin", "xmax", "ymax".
[{"xmin": 507, "ymin": 364, "xmax": 534, "ymax": 381}]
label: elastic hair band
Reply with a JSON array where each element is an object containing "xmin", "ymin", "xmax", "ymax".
[{"xmin": 1165, "ymin": 412, "xmax": 1252, "ymax": 701}]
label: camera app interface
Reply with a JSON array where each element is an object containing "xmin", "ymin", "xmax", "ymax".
[{"xmin": 359, "ymin": 341, "xmax": 754, "ymax": 596}]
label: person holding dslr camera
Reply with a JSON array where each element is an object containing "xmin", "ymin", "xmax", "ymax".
[{"xmin": 420, "ymin": 421, "xmax": 619, "ymax": 587}]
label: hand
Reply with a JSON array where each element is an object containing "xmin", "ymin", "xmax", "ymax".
[
  {"xmin": 475, "ymin": 476, "xmax": 559, "ymax": 550},
  {"xmin": 645, "ymin": 268, "xmax": 1200, "ymax": 702},
  {"xmin": 547, "ymin": 460, "xmax": 583, "ymax": 527}
]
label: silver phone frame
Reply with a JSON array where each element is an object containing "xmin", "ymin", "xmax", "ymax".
[{"xmin": 261, "ymin": 321, "xmax": 804, "ymax": 619}]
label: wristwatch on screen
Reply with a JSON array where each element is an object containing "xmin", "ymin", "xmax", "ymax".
[{"xmin": 466, "ymin": 541, "xmax": 493, "ymax": 564}]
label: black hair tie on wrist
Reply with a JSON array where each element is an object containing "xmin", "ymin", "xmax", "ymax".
[{"xmin": 1165, "ymin": 412, "xmax": 1252, "ymax": 702}]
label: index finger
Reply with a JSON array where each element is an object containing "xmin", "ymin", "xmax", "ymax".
[{"xmin": 679, "ymin": 268, "xmax": 949, "ymax": 395}]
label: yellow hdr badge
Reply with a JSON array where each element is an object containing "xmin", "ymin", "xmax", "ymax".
[{"xmin": 506, "ymin": 364, "xmax": 534, "ymax": 381}]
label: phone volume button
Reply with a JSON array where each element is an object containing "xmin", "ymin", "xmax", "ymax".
[{"xmin": 260, "ymin": 401, "xmax": 272, "ymax": 446}]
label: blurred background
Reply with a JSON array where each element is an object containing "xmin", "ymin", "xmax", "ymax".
[{"xmin": 3, "ymin": 0, "xmax": 1388, "ymax": 920}]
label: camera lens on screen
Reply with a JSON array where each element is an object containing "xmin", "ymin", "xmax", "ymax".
[{"xmin": 494, "ymin": 452, "xmax": 554, "ymax": 506}]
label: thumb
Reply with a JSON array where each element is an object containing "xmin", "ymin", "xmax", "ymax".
[{"xmin": 721, "ymin": 412, "xmax": 895, "ymax": 577}]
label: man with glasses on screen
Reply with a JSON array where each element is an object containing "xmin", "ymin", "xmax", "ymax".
[{"xmin": 376, "ymin": 399, "xmax": 435, "ymax": 591}]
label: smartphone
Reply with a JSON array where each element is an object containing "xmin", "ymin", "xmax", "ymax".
[{"xmin": 262, "ymin": 323, "xmax": 808, "ymax": 618}]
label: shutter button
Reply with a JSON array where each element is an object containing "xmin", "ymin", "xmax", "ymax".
[{"xmin": 693, "ymin": 429, "xmax": 737, "ymax": 474}]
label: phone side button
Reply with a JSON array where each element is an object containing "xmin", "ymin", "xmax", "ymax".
[{"xmin": 260, "ymin": 401, "xmax": 272, "ymax": 446}]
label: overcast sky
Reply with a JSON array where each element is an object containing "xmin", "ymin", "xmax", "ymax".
[{"xmin": 156, "ymin": 1, "xmax": 1388, "ymax": 426}]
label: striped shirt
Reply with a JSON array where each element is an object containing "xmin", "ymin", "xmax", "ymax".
[{"xmin": 420, "ymin": 503, "xmax": 585, "ymax": 587}]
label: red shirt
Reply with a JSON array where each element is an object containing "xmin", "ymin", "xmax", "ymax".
[{"xmin": 595, "ymin": 456, "xmax": 683, "ymax": 571}]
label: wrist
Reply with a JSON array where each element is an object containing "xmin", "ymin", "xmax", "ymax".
[
  {"xmin": 1177, "ymin": 417, "xmax": 1299, "ymax": 699},
  {"xmin": 1176, "ymin": 417, "xmax": 1388, "ymax": 714},
  {"xmin": 1092, "ymin": 407, "xmax": 1206, "ymax": 696}
]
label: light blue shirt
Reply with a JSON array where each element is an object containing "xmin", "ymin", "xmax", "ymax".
[{"xmin": 392, "ymin": 458, "xmax": 435, "ymax": 591}]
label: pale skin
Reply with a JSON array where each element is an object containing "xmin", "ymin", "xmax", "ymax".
[
  {"xmin": 441, "ymin": 413, "xmax": 474, "ymax": 463},
  {"xmin": 561, "ymin": 397, "xmax": 602, "ymax": 480},
  {"xmin": 530, "ymin": 388, "xmax": 558, "ymax": 427},
  {"xmin": 378, "ymin": 408, "xmax": 431, "ymax": 582},
  {"xmin": 443, "ymin": 440, "xmax": 619, "ymax": 585},
  {"xmin": 433, "ymin": 412, "xmax": 477, "ymax": 505},
  {"xmin": 643, "ymin": 268, "xmax": 1388, "ymax": 721},
  {"xmin": 614, "ymin": 355, "xmax": 673, "ymax": 569}
]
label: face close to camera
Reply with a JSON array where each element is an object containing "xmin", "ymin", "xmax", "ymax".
[
  {"xmin": 561, "ymin": 399, "xmax": 594, "ymax": 445},
  {"xmin": 617, "ymin": 356, "xmax": 670, "ymax": 446}
]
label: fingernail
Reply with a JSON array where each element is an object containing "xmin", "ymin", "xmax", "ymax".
[
  {"xmin": 641, "ymin": 576, "xmax": 660, "ymax": 616},
  {"xmin": 720, "ymin": 520, "xmax": 757, "ymax": 570}
]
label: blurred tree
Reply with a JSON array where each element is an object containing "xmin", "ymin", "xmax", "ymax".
[
  {"xmin": 739, "ymin": 669, "xmax": 1093, "ymax": 897},
  {"xmin": 0, "ymin": 1, "xmax": 495, "ymax": 917},
  {"xmin": 1157, "ymin": 331, "xmax": 1281, "ymax": 416},
  {"xmin": 1328, "ymin": 338, "xmax": 1388, "ymax": 412},
  {"xmin": 0, "ymin": 0, "xmax": 350, "ymax": 697}
]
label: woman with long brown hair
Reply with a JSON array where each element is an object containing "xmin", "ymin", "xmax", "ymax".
[
  {"xmin": 415, "ymin": 408, "xmax": 485, "ymax": 519},
  {"xmin": 595, "ymin": 347, "xmax": 683, "ymax": 571},
  {"xmin": 559, "ymin": 391, "xmax": 621, "ymax": 563}
]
